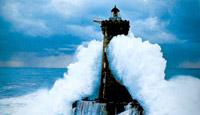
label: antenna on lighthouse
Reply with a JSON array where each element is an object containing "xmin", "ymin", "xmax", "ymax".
[{"xmin": 114, "ymin": 0, "xmax": 118, "ymax": 6}]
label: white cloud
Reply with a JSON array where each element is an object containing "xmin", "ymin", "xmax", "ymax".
[
  {"xmin": 1, "ymin": 0, "xmax": 106, "ymax": 38},
  {"xmin": 1, "ymin": 0, "xmax": 179, "ymax": 43},
  {"xmin": 49, "ymin": 0, "xmax": 89, "ymax": 17},
  {"xmin": 2, "ymin": 2, "xmax": 52, "ymax": 36},
  {"xmin": 0, "ymin": 52, "xmax": 73, "ymax": 68},
  {"xmin": 58, "ymin": 48, "xmax": 74, "ymax": 51},
  {"xmin": 179, "ymin": 61, "xmax": 200, "ymax": 68},
  {"xmin": 33, "ymin": 53, "xmax": 73, "ymax": 68},
  {"xmin": 131, "ymin": 17, "xmax": 181, "ymax": 43},
  {"xmin": 0, "ymin": 60, "xmax": 24, "ymax": 67}
]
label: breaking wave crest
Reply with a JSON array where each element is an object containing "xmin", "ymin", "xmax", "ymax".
[
  {"xmin": 107, "ymin": 33, "xmax": 200, "ymax": 115},
  {"xmin": 0, "ymin": 40, "xmax": 102, "ymax": 115},
  {"xmin": 0, "ymin": 33, "xmax": 200, "ymax": 115}
]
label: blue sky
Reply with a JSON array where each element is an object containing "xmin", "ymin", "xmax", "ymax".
[{"xmin": 0, "ymin": 0, "xmax": 199, "ymax": 68}]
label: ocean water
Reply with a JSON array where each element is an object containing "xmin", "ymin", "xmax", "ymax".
[
  {"xmin": 0, "ymin": 67, "xmax": 199, "ymax": 99},
  {"xmin": 0, "ymin": 34, "xmax": 199, "ymax": 115},
  {"xmin": 0, "ymin": 68, "xmax": 66, "ymax": 99}
]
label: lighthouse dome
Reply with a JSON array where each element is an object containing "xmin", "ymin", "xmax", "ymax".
[{"xmin": 109, "ymin": 5, "xmax": 121, "ymax": 21}]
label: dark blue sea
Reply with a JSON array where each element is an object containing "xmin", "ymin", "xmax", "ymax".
[
  {"xmin": 0, "ymin": 67, "xmax": 199, "ymax": 99},
  {"xmin": 0, "ymin": 68, "xmax": 66, "ymax": 99}
]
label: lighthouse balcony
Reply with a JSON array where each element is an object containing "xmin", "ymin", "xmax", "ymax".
[{"xmin": 101, "ymin": 20, "xmax": 130, "ymax": 37}]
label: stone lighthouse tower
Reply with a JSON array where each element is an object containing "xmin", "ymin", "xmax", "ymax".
[
  {"xmin": 72, "ymin": 6, "xmax": 145, "ymax": 115},
  {"xmin": 93, "ymin": 5, "xmax": 144, "ymax": 114},
  {"xmin": 94, "ymin": 5, "xmax": 132, "ymax": 103}
]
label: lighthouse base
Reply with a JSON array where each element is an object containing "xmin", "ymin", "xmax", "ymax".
[{"xmin": 72, "ymin": 100, "xmax": 144, "ymax": 115}]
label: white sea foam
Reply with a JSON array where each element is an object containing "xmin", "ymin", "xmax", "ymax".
[
  {"xmin": 107, "ymin": 33, "xmax": 200, "ymax": 115},
  {"xmin": 0, "ymin": 40, "xmax": 102, "ymax": 115},
  {"xmin": 0, "ymin": 33, "xmax": 200, "ymax": 115}
]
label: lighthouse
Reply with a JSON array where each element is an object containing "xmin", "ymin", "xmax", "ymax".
[
  {"xmin": 94, "ymin": 5, "xmax": 144, "ymax": 114},
  {"xmin": 72, "ymin": 6, "xmax": 145, "ymax": 115},
  {"xmin": 94, "ymin": 5, "xmax": 132, "ymax": 103}
]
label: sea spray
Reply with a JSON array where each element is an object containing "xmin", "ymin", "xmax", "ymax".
[
  {"xmin": 48, "ymin": 40, "xmax": 102, "ymax": 114},
  {"xmin": 72, "ymin": 101, "xmax": 107, "ymax": 115},
  {"xmin": 0, "ymin": 40, "xmax": 102, "ymax": 115},
  {"xmin": 107, "ymin": 33, "xmax": 200, "ymax": 115},
  {"xmin": 0, "ymin": 33, "xmax": 200, "ymax": 115}
]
